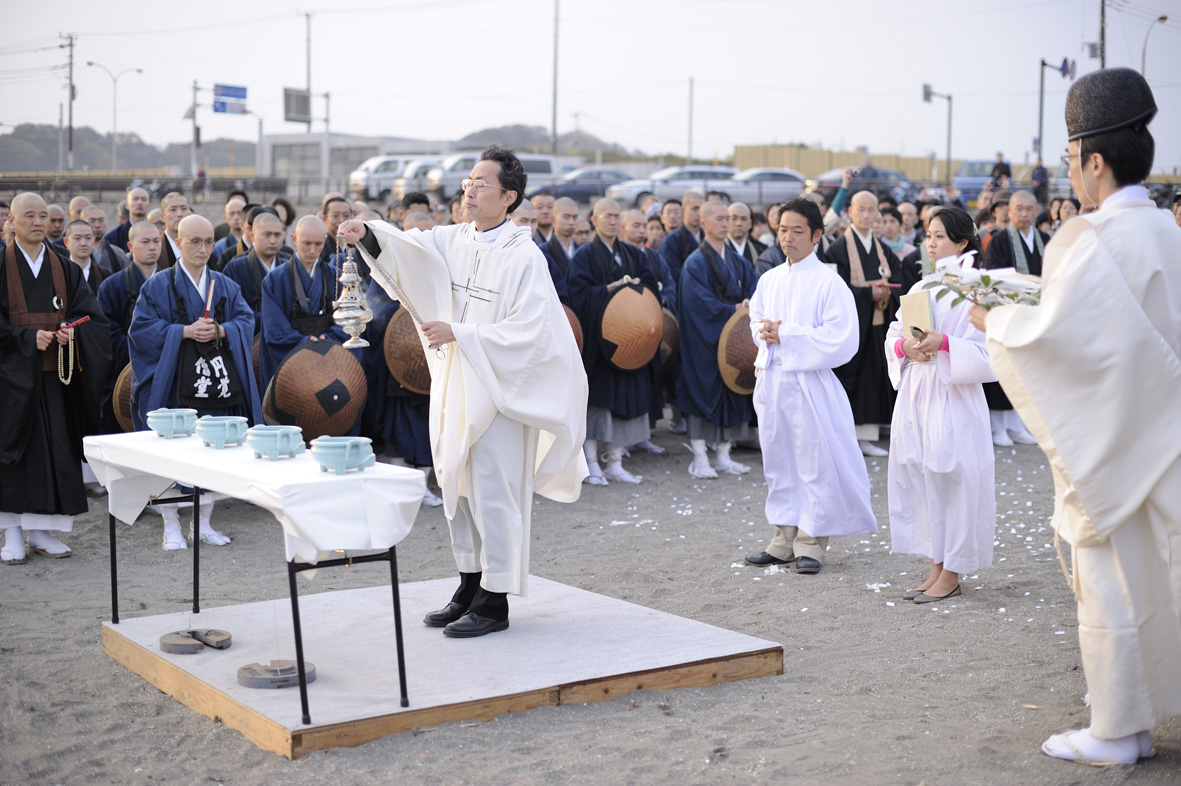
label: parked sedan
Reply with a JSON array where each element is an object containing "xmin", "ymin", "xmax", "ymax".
[
  {"xmin": 389, "ymin": 158, "xmax": 443, "ymax": 204},
  {"xmin": 529, "ymin": 167, "xmax": 631, "ymax": 203},
  {"xmin": 806, "ymin": 167, "xmax": 920, "ymax": 206},
  {"xmin": 722, "ymin": 168, "xmax": 805, "ymax": 207},
  {"xmin": 606, "ymin": 165, "xmax": 740, "ymax": 207}
]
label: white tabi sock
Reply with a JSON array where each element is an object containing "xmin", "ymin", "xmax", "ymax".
[
  {"xmin": 1041, "ymin": 728, "xmax": 1152, "ymax": 765},
  {"xmin": 193, "ymin": 499, "xmax": 230, "ymax": 546},
  {"xmin": 714, "ymin": 441, "xmax": 751, "ymax": 474},
  {"xmin": 687, "ymin": 439, "xmax": 718, "ymax": 479},
  {"xmin": 603, "ymin": 446, "xmax": 642, "ymax": 483}
]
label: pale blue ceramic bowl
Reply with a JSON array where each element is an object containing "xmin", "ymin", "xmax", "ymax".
[
  {"xmin": 145, "ymin": 408, "xmax": 198, "ymax": 439},
  {"xmin": 309, "ymin": 436, "xmax": 375, "ymax": 475},
  {"xmin": 245, "ymin": 425, "xmax": 306, "ymax": 461},
  {"xmin": 195, "ymin": 415, "xmax": 249, "ymax": 449}
]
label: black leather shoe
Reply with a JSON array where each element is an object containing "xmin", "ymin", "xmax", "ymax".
[
  {"xmin": 745, "ymin": 551, "xmax": 793, "ymax": 567},
  {"xmin": 423, "ymin": 601, "xmax": 468, "ymax": 628},
  {"xmin": 793, "ymin": 556, "xmax": 822, "ymax": 574},
  {"xmin": 443, "ymin": 611, "xmax": 510, "ymax": 638}
]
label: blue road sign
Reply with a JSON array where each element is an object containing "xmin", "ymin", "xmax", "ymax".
[{"xmin": 214, "ymin": 84, "xmax": 247, "ymax": 100}]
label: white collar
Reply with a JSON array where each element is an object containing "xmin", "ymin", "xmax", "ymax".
[
  {"xmin": 179, "ymin": 263, "xmax": 209, "ymax": 300},
  {"xmin": 165, "ymin": 232, "xmax": 180, "ymax": 256},
  {"xmin": 473, "ymin": 218, "xmax": 510, "ymax": 245},
  {"xmin": 853, "ymin": 227, "xmax": 874, "ymax": 250},
  {"xmin": 729, "ymin": 236, "xmax": 747, "ymax": 256},
  {"xmin": 72, "ymin": 257, "xmax": 92, "ymax": 276},
  {"xmin": 1018, "ymin": 225, "xmax": 1035, "ymax": 251},
  {"xmin": 17, "ymin": 243, "xmax": 47, "ymax": 278},
  {"xmin": 1100, "ymin": 184, "xmax": 1150, "ymax": 211}
]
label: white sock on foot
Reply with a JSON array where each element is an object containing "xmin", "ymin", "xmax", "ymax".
[{"xmin": 1041, "ymin": 728, "xmax": 1150, "ymax": 765}]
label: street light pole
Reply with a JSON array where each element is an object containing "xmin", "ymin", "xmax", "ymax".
[
  {"xmin": 923, "ymin": 84, "xmax": 953, "ymax": 185},
  {"xmin": 1142, "ymin": 15, "xmax": 1168, "ymax": 76},
  {"xmin": 87, "ymin": 61, "xmax": 142, "ymax": 176}
]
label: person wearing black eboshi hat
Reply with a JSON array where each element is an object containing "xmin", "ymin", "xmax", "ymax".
[{"xmin": 968, "ymin": 67, "xmax": 1181, "ymax": 767}]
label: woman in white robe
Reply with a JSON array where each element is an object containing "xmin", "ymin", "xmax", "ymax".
[{"xmin": 885, "ymin": 207, "xmax": 997, "ymax": 603}]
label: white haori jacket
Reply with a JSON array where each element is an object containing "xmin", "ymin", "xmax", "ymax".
[{"xmin": 359, "ymin": 219, "xmax": 589, "ymax": 518}]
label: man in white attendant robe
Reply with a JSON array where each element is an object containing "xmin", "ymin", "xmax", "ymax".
[
  {"xmin": 973, "ymin": 67, "xmax": 1180, "ymax": 765},
  {"xmin": 744, "ymin": 198, "xmax": 876, "ymax": 574},
  {"xmin": 345, "ymin": 147, "xmax": 588, "ymax": 638}
]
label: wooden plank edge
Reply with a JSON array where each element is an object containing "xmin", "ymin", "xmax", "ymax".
[
  {"xmin": 289, "ymin": 687, "xmax": 560, "ymax": 758},
  {"xmin": 558, "ymin": 646, "xmax": 784, "ymax": 706},
  {"xmin": 102, "ymin": 625, "xmax": 298, "ymax": 759}
]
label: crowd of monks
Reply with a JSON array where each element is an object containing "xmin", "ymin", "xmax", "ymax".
[{"xmin": 0, "ymin": 170, "xmax": 1068, "ymax": 557}]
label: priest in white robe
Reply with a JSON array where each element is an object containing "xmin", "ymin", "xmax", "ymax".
[
  {"xmin": 970, "ymin": 68, "xmax": 1181, "ymax": 766},
  {"xmin": 886, "ymin": 207, "xmax": 996, "ymax": 604},
  {"xmin": 341, "ymin": 146, "xmax": 588, "ymax": 638},
  {"xmin": 743, "ymin": 197, "xmax": 876, "ymax": 576}
]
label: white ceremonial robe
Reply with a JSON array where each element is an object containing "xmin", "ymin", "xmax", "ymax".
[
  {"xmin": 749, "ymin": 253, "xmax": 876, "ymax": 538},
  {"xmin": 359, "ymin": 219, "xmax": 588, "ymax": 594},
  {"xmin": 985, "ymin": 186, "xmax": 1181, "ymax": 739},
  {"xmin": 885, "ymin": 279, "xmax": 996, "ymax": 574}
]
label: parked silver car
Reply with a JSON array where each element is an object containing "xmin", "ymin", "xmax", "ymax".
[
  {"xmin": 722, "ymin": 168, "xmax": 806, "ymax": 207},
  {"xmin": 605, "ymin": 165, "xmax": 740, "ymax": 207},
  {"xmin": 389, "ymin": 157, "xmax": 443, "ymax": 204},
  {"xmin": 426, "ymin": 152, "xmax": 561, "ymax": 201}
]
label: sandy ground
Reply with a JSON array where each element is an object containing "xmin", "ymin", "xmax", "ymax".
[{"xmin": 1, "ymin": 425, "xmax": 1178, "ymax": 786}]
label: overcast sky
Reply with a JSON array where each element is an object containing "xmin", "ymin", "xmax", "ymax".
[{"xmin": 4, "ymin": 0, "xmax": 1179, "ymax": 173}]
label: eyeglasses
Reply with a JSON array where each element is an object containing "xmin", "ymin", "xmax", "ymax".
[
  {"xmin": 461, "ymin": 179, "xmax": 507, "ymax": 194},
  {"xmin": 1060, "ymin": 153, "xmax": 1079, "ymax": 168}
]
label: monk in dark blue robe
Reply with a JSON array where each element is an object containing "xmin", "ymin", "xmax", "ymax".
[
  {"xmin": 96, "ymin": 221, "xmax": 161, "ymax": 433},
  {"xmin": 129, "ymin": 215, "xmax": 260, "ymax": 549},
  {"xmin": 676, "ymin": 201, "xmax": 756, "ymax": 479},
  {"xmin": 222, "ymin": 212, "xmax": 288, "ymax": 336}
]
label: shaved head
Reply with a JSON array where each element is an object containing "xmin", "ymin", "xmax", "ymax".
[
  {"xmin": 178, "ymin": 214, "xmax": 213, "ymax": 239},
  {"xmin": 701, "ymin": 200, "xmax": 729, "ymax": 221},
  {"xmin": 553, "ymin": 196, "xmax": 578, "ymax": 213},
  {"xmin": 849, "ymin": 190, "xmax": 879, "ymax": 233},
  {"xmin": 47, "ymin": 204, "xmax": 65, "ymax": 218},
  {"xmin": 251, "ymin": 211, "xmax": 283, "ymax": 230},
  {"xmin": 293, "ymin": 215, "xmax": 328, "ymax": 267},
  {"xmin": 69, "ymin": 195, "xmax": 91, "ymax": 220},
  {"xmin": 404, "ymin": 211, "xmax": 434, "ymax": 231},
  {"xmin": 128, "ymin": 220, "xmax": 159, "ymax": 243},
  {"xmin": 513, "ymin": 201, "xmax": 536, "ymax": 216},
  {"xmin": 11, "ymin": 192, "xmax": 46, "ymax": 214},
  {"xmin": 592, "ymin": 197, "xmax": 620, "ymax": 218}
]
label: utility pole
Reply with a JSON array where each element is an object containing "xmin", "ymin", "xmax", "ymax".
[
  {"xmin": 1100, "ymin": 0, "xmax": 1106, "ymax": 68},
  {"xmin": 922, "ymin": 84, "xmax": 952, "ymax": 184},
  {"xmin": 551, "ymin": 0, "xmax": 559, "ymax": 156},
  {"xmin": 687, "ymin": 77, "xmax": 694, "ymax": 164},
  {"xmin": 306, "ymin": 12, "xmax": 313, "ymax": 134},
  {"xmin": 58, "ymin": 104, "xmax": 64, "ymax": 176},
  {"xmin": 191, "ymin": 80, "xmax": 199, "ymax": 177},
  {"xmin": 60, "ymin": 33, "xmax": 76, "ymax": 171}
]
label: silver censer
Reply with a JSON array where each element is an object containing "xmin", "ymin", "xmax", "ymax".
[{"xmin": 332, "ymin": 236, "xmax": 373, "ymax": 348}]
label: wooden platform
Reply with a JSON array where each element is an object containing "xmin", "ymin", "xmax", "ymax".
[{"xmin": 102, "ymin": 577, "xmax": 782, "ymax": 758}]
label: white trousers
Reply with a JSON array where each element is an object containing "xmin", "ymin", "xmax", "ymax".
[
  {"xmin": 1075, "ymin": 461, "xmax": 1181, "ymax": 738},
  {"xmin": 448, "ymin": 414, "xmax": 537, "ymax": 596}
]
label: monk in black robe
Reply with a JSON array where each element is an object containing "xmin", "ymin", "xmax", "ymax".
[
  {"xmin": 827, "ymin": 191, "xmax": 916, "ymax": 457},
  {"xmin": 1, "ymin": 193, "xmax": 111, "ymax": 563}
]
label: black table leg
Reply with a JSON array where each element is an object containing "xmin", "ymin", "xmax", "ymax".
[
  {"xmin": 287, "ymin": 561, "xmax": 313, "ymax": 726},
  {"xmin": 388, "ymin": 547, "xmax": 409, "ymax": 708},
  {"xmin": 191, "ymin": 486, "xmax": 201, "ymax": 615},
  {"xmin": 109, "ymin": 513, "xmax": 119, "ymax": 624}
]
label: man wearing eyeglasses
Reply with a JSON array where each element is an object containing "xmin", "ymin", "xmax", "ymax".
[
  {"xmin": 340, "ymin": 145, "xmax": 588, "ymax": 638},
  {"xmin": 130, "ymin": 214, "xmax": 262, "ymax": 550},
  {"xmin": 970, "ymin": 67, "xmax": 1181, "ymax": 767}
]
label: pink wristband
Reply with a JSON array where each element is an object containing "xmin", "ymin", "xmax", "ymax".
[
  {"xmin": 940, "ymin": 334, "xmax": 950, "ymax": 352},
  {"xmin": 894, "ymin": 338, "xmax": 906, "ymax": 358}
]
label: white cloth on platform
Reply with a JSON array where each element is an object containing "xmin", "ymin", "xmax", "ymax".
[
  {"xmin": 358, "ymin": 219, "xmax": 588, "ymax": 595},
  {"xmin": 749, "ymin": 252, "xmax": 876, "ymax": 539},
  {"xmin": 985, "ymin": 185, "xmax": 1181, "ymax": 739},
  {"xmin": 83, "ymin": 431, "xmax": 424, "ymax": 564},
  {"xmin": 885, "ymin": 278, "xmax": 996, "ymax": 574}
]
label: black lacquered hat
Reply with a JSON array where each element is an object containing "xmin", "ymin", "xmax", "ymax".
[{"xmin": 1066, "ymin": 67, "xmax": 1157, "ymax": 141}]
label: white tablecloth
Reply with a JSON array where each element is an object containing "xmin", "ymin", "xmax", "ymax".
[{"xmin": 83, "ymin": 432, "xmax": 425, "ymax": 564}]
